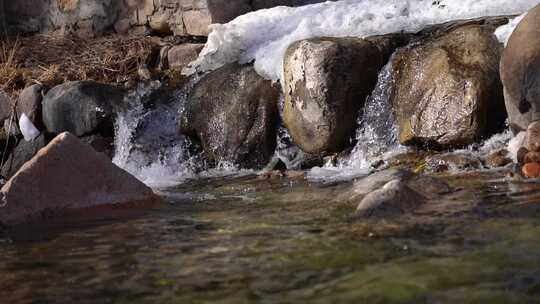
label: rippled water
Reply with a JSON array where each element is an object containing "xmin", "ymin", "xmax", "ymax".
[{"xmin": 2, "ymin": 170, "xmax": 540, "ymax": 303}]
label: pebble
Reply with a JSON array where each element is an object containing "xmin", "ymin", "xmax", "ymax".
[{"xmin": 522, "ymin": 162, "xmax": 540, "ymax": 178}]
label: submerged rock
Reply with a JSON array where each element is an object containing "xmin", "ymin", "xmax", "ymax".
[
  {"xmin": 391, "ymin": 25, "xmax": 505, "ymax": 148},
  {"xmin": 42, "ymin": 81, "xmax": 126, "ymax": 137},
  {"xmin": 283, "ymin": 35, "xmax": 408, "ymax": 155},
  {"xmin": 180, "ymin": 63, "xmax": 280, "ymax": 169},
  {"xmin": 0, "ymin": 132, "xmax": 160, "ymax": 227},
  {"xmin": 500, "ymin": 4, "xmax": 540, "ymax": 133},
  {"xmin": 355, "ymin": 179, "xmax": 426, "ymax": 217}
]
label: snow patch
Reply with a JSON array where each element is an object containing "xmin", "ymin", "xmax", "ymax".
[{"xmin": 188, "ymin": 0, "xmax": 537, "ymax": 82}]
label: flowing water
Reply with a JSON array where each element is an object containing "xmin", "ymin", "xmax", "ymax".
[{"xmin": 2, "ymin": 54, "xmax": 540, "ymax": 303}]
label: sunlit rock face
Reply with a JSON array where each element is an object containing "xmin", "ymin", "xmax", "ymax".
[
  {"xmin": 282, "ymin": 35, "xmax": 408, "ymax": 155},
  {"xmin": 390, "ymin": 24, "xmax": 506, "ymax": 149},
  {"xmin": 501, "ymin": 4, "xmax": 540, "ymax": 133}
]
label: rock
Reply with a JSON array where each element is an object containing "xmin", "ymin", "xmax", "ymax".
[
  {"xmin": 391, "ymin": 25, "xmax": 505, "ymax": 148},
  {"xmin": 80, "ymin": 135, "xmax": 114, "ymax": 159},
  {"xmin": 355, "ymin": 179, "xmax": 426, "ymax": 217},
  {"xmin": 500, "ymin": 4, "xmax": 540, "ymax": 132},
  {"xmin": 179, "ymin": 63, "xmax": 280, "ymax": 169},
  {"xmin": 114, "ymin": 18, "xmax": 131, "ymax": 34},
  {"xmin": 0, "ymin": 133, "xmax": 160, "ymax": 227},
  {"xmin": 508, "ymin": 131, "xmax": 527, "ymax": 163},
  {"xmin": 283, "ymin": 35, "xmax": 408, "ymax": 155},
  {"xmin": 526, "ymin": 121, "xmax": 540, "ymax": 152},
  {"xmin": 485, "ymin": 149, "xmax": 512, "ymax": 168},
  {"xmin": 0, "ymin": 91, "xmax": 14, "ymax": 140},
  {"xmin": 16, "ymin": 84, "xmax": 44, "ymax": 130},
  {"xmin": 183, "ymin": 10, "xmax": 213, "ymax": 36},
  {"xmin": 42, "ymin": 81, "xmax": 126, "ymax": 137},
  {"xmin": 524, "ymin": 151, "xmax": 540, "ymax": 164},
  {"xmin": 1, "ymin": 134, "xmax": 50, "ymax": 180},
  {"xmin": 167, "ymin": 44, "xmax": 204, "ymax": 72},
  {"xmin": 517, "ymin": 147, "xmax": 529, "ymax": 164},
  {"xmin": 522, "ymin": 162, "xmax": 540, "ymax": 178},
  {"xmin": 425, "ymin": 152, "xmax": 482, "ymax": 172}
]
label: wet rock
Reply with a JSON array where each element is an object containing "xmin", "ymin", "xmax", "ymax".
[
  {"xmin": 42, "ymin": 81, "xmax": 126, "ymax": 137},
  {"xmin": 508, "ymin": 131, "xmax": 527, "ymax": 163},
  {"xmin": 524, "ymin": 151, "xmax": 540, "ymax": 164},
  {"xmin": 167, "ymin": 44, "xmax": 204, "ymax": 72},
  {"xmin": 526, "ymin": 121, "xmax": 540, "ymax": 152},
  {"xmin": 391, "ymin": 25, "xmax": 505, "ymax": 148},
  {"xmin": 522, "ymin": 162, "xmax": 540, "ymax": 178},
  {"xmin": 425, "ymin": 152, "xmax": 482, "ymax": 172},
  {"xmin": 180, "ymin": 63, "xmax": 280, "ymax": 169},
  {"xmin": 355, "ymin": 179, "xmax": 426, "ymax": 217},
  {"xmin": 283, "ymin": 35, "xmax": 408, "ymax": 155},
  {"xmin": 485, "ymin": 149, "xmax": 512, "ymax": 168},
  {"xmin": 0, "ymin": 134, "xmax": 50, "ymax": 179},
  {"xmin": 16, "ymin": 84, "xmax": 44, "ymax": 130},
  {"xmin": 500, "ymin": 4, "xmax": 540, "ymax": 132},
  {"xmin": 517, "ymin": 147, "xmax": 529, "ymax": 165},
  {"xmin": 0, "ymin": 133, "xmax": 160, "ymax": 227}
]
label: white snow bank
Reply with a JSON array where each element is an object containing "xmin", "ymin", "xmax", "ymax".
[
  {"xmin": 495, "ymin": 12, "xmax": 528, "ymax": 46},
  {"xmin": 19, "ymin": 114, "xmax": 40, "ymax": 141},
  {"xmin": 187, "ymin": 0, "xmax": 538, "ymax": 82}
]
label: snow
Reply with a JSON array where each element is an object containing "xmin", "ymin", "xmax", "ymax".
[
  {"xmin": 187, "ymin": 0, "xmax": 538, "ymax": 82},
  {"xmin": 19, "ymin": 114, "xmax": 40, "ymax": 141},
  {"xmin": 495, "ymin": 13, "xmax": 528, "ymax": 46}
]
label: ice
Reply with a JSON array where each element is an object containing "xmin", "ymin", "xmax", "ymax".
[
  {"xmin": 495, "ymin": 13, "xmax": 528, "ymax": 46},
  {"xmin": 188, "ymin": 0, "xmax": 537, "ymax": 82},
  {"xmin": 19, "ymin": 113, "xmax": 40, "ymax": 141}
]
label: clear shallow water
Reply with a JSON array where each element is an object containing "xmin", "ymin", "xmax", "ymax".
[{"xmin": 2, "ymin": 171, "xmax": 540, "ymax": 303}]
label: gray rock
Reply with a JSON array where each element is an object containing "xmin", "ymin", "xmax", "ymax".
[
  {"xmin": 180, "ymin": 63, "xmax": 280, "ymax": 169},
  {"xmin": 0, "ymin": 90, "xmax": 14, "ymax": 141},
  {"xmin": 501, "ymin": 4, "xmax": 540, "ymax": 133},
  {"xmin": 16, "ymin": 84, "xmax": 44, "ymax": 129},
  {"xmin": 391, "ymin": 25, "xmax": 505, "ymax": 148},
  {"xmin": 42, "ymin": 81, "xmax": 126, "ymax": 137},
  {"xmin": 80, "ymin": 135, "xmax": 114, "ymax": 159},
  {"xmin": 283, "ymin": 35, "xmax": 408, "ymax": 155},
  {"xmin": 355, "ymin": 179, "xmax": 426, "ymax": 217},
  {"xmin": 1, "ymin": 134, "xmax": 49, "ymax": 179}
]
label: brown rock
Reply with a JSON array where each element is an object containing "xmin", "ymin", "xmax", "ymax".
[
  {"xmin": 0, "ymin": 132, "xmax": 160, "ymax": 227},
  {"xmin": 183, "ymin": 9, "xmax": 212, "ymax": 36},
  {"xmin": 524, "ymin": 151, "xmax": 540, "ymax": 164},
  {"xmin": 526, "ymin": 121, "xmax": 540, "ymax": 152},
  {"xmin": 500, "ymin": 4, "xmax": 540, "ymax": 132},
  {"xmin": 485, "ymin": 149, "xmax": 512, "ymax": 168},
  {"xmin": 522, "ymin": 162, "xmax": 540, "ymax": 178},
  {"xmin": 167, "ymin": 44, "xmax": 204, "ymax": 71},
  {"xmin": 392, "ymin": 25, "xmax": 505, "ymax": 148},
  {"xmin": 517, "ymin": 147, "xmax": 529, "ymax": 164}
]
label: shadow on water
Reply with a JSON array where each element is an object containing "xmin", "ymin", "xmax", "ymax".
[{"xmin": 2, "ymin": 170, "xmax": 540, "ymax": 303}]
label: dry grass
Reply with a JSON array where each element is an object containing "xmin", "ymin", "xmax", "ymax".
[{"xmin": 0, "ymin": 33, "xmax": 157, "ymax": 95}]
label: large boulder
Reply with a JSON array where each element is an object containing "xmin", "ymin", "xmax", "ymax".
[
  {"xmin": 0, "ymin": 132, "xmax": 160, "ymax": 227},
  {"xmin": 391, "ymin": 25, "xmax": 505, "ymax": 148},
  {"xmin": 283, "ymin": 35, "xmax": 408, "ymax": 155},
  {"xmin": 180, "ymin": 63, "xmax": 280, "ymax": 169},
  {"xmin": 500, "ymin": 4, "xmax": 540, "ymax": 133},
  {"xmin": 42, "ymin": 81, "xmax": 126, "ymax": 137}
]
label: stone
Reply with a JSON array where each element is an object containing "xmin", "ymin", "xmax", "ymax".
[
  {"xmin": 206, "ymin": 0, "xmax": 252, "ymax": 24},
  {"xmin": 526, "ymin": 121, "xmax": 540, "ymax": 152},
  {"xmin": 283, "ymin": 35, "xmax": 408, "ymax": 155},
  {"xmin": 391, "ymin": 25, "xmax": 505, "ymax": 148},
  {"xmin": 0, "ymin": 133, "xmax": 160, "ymax": 227},
  {"xmin": 0, "ymin": 134, "xmax": 50, "ymax": 179},
  {"xmin": 16, "ymin": 84, "xmax": 44, "ymax": 130},
  {"xmin": 0, "ymin": 90, "xmax": 14, "ymax": 141},
  {"xmin": 114, "ymin": 18, "xmax": 131, "ymax": 34},
  {"xmin": 80, "ymin": 135, "xmax": 114, "ymax": 159},
  {"xmin": 485, "ymin": 149, "xmax": 512, "ymax": 168},
  {"xmin": 180, "ymin": 63, "xmax": 280, "ymax": 169},
  {"xmin": 355, "ymin": 179, "xmax": 426, "ymax": 217},
  {"xmin": 167, "ymin": 44, "xmax": 204, "ymax": 71},
  {"xmin": 183, "ymin": 9, "xmax": 212, "ymax": 36},
  {"xmin": 522, "ymin": 162, "xmax": 540, "ymax": 178},
  {"xmin": 524, "ymin": 151, "xmax": 540, "ymax": 164},
  {"xmin": 42, "ymin": 81, "xmax": 126, "ymax": 137},
  {"xmin": 500, "ymin": 4, "xmax": 540, "ymax": 132},
  {"xmin": 425, "ymin": 152, "xmax": 482, "ymax": 172}
]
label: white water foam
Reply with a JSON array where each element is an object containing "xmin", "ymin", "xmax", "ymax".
[{"xmin": 187, "ymin": 0, "xmax": 537, "ymax": 82}]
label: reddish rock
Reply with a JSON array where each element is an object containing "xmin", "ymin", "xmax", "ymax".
[
  {"xmin": 522, "ymin": 162, "xmax": 540, "ymax": 178},
  {"xmin": 0, "ymin": 132, "xmax": 160, "ymax": 227},
  {"xmin": 167, "ymin": 44, "xmax": 204, "ymax": 71}
]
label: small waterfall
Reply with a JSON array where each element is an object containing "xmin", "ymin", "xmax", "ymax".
[
  {"xmin": 308, "ymin": 59, "xmax": 405, "ymax": 181},
  {"xmin": 113, "ymin": 80, "xmax": 200, "ymax": 188}
]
